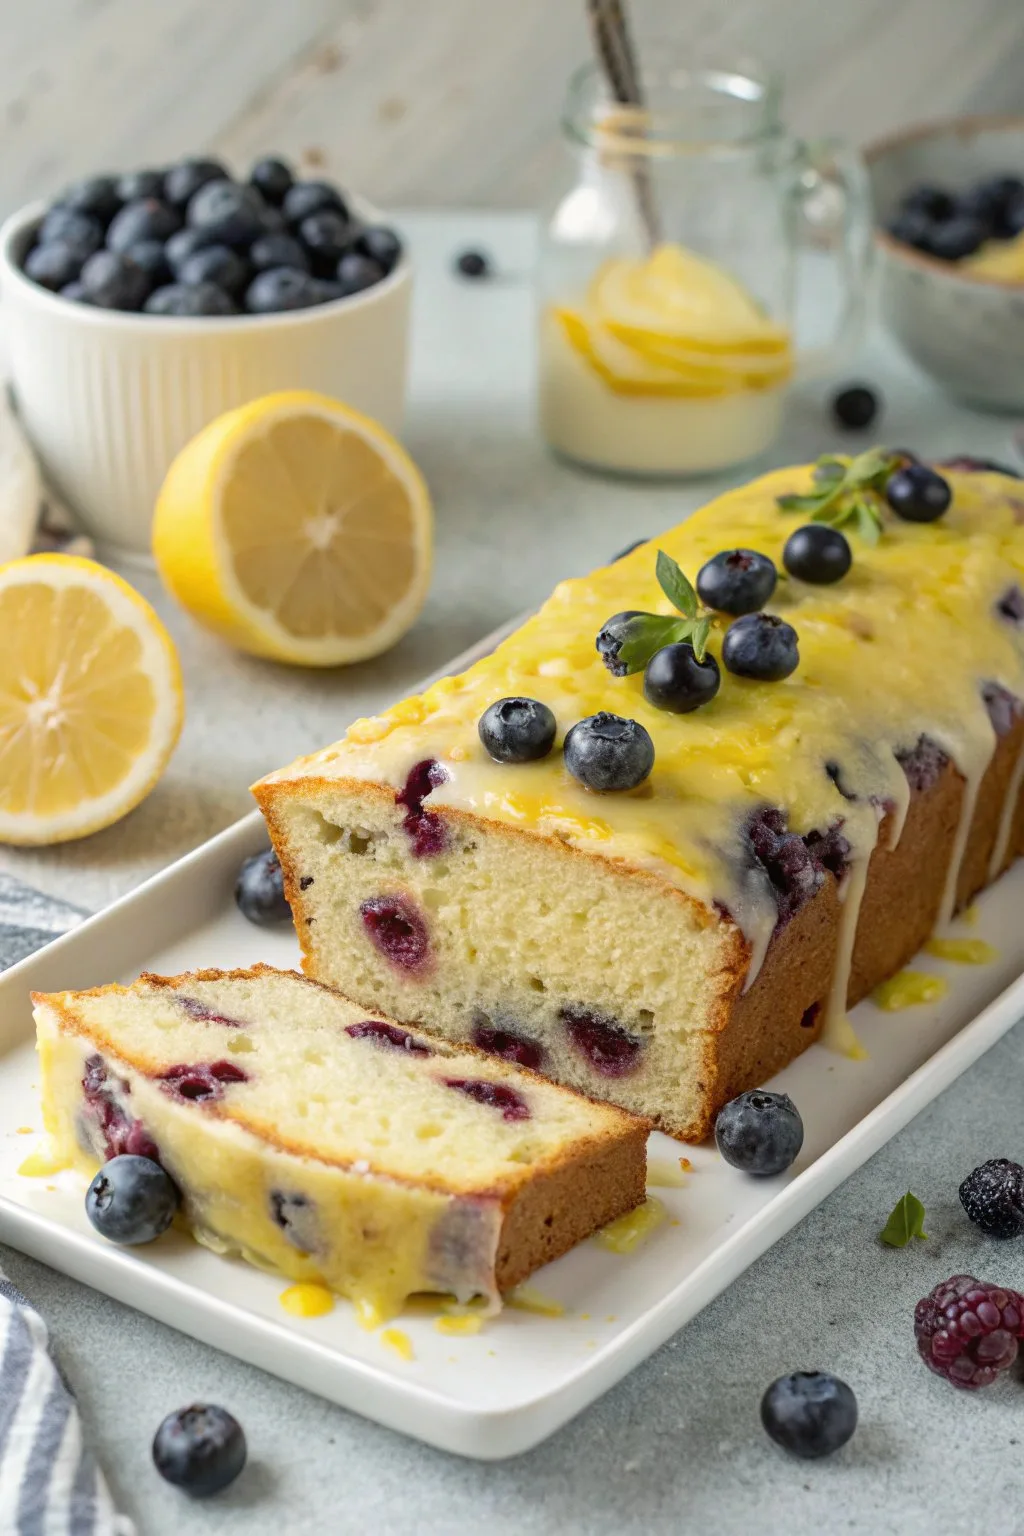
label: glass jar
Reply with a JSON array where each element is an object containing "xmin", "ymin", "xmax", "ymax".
[{"xmin": 538, "ymin": 57, "xmax": 870, "ymax": 477}]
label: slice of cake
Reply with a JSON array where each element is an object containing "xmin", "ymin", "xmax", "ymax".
[
  {"xmin": 253, "ymin": 458, "xmax": 1024, "ymax": 1140},
  {"xmin": 33, "ymin": 966, "xmax": 648, "ymax": 1318}
]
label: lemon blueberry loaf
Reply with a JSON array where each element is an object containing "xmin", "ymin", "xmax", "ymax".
[
  {"xmin": 254, "ymin": 454, "xmax": 1024, "ymax": 1140},
  {"xmin": 33, "ymin": 966, "xmax": 648, "ymax": 1315}
]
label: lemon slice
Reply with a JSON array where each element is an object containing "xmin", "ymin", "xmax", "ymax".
[
  {"xmin": 153, "ymin": 391, "xmax": 433, "ymax": 667},
  {"xmin": 590, "ymin": 249, "xmax": 790, "ymax": 350},
  {"xmin": 0, "ymin": 555, "xmax": 183, "ymax": 845}
]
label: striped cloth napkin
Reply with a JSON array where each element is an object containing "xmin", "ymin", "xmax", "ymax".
[{"xmin": 0, "ymin": 873, "xmax": 133, "ymax": 1536}]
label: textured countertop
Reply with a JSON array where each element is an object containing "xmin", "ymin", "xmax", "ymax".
[{"xmin": 2, "ymin": 214, "xmax": 1024, "ymax": 1535}]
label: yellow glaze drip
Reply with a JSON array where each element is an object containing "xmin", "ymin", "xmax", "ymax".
[
  {"xmin": 279, "ymin": 1283, "xmax": 334, "ymax": 1319},
  {"xmin": 505, "ymin": 1285, "xmax": 566, "ymax": 1317},
  {"xmin": 873, "ymin": 971, "xmax": 949, "ymax": 1011},
  {"xmin": 646, "ymin": 1157, "xmax": 688, "ymax": 1187},
  {"xmin": 380, "ymin": 1328, "xmax": 414, "ymax": 1361},
  {"xmin": 17, "ymin": 1150, "xmax": 65, "ymax": 1178},
  {"xmin": 924, "ymin": 938, "xmax": 999, "ymax": 965},
  {"xmin": 594, "ymin": 1197, "xmax": 666, "ymax": 1254},
  {"xmin": 962, "ymin": 904, "xmax": 980, "ymax": 927},
  {"xmin": 354, "ymin": 1298, "xmax": 389, "ymax": 1331},
  {"xmin": 435, "ymin": 1314, "xmax": 485, "ymax": 1336}
]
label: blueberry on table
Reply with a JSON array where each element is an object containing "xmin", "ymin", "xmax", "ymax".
[
  {"xmin": 59, "ymin": 175, "xmax": 121, "ymax": 224},
  {"xmin": 244, "ymin": 266, "xmax": 324, "ymax": 313},
  {"xmin": 715, "ymin": 1089, "xmax": 804, "ymax": 1175},
  {"xmin": 106, "ymin": 197, "xmax": 181, "ymax": 253},
  {"xmin": 152, "ymin": 1404, "xmax": 246, "ymax": 1498},
  {"xmin": 79, "ymin": 250, "xmax": 150, "ymax": 310},
  {"xmin": 782, "ymin": 525, "xmax": 852, "ymax": 585},
  {"xmin": 123, "ymin": 239, "xmax": 172, "ymax": 285},
  {"xmin": 186, "ymin": 181, "xmax": 264, "ymax": 247},
  {"xmin": 478, "ymin": 696, "xmax": 557, "ymax": 763},
  {"xmin": 455, "ymin": 249, "xmax": 491, "ymax": 278},
  {"xmin": 235, "ymin": 848, "xmax": 292, "ymax": 923},
  {"xmin": 299, "ymin": 210, "xmax": 357, "ymax": 273},
  {"xmin": 336, "ymin": 252, "xmax": 385, "ymax": 296},
  {"xmin": 831, "ymin": 384, "xmax": 878, "ymax": 431},
  {"xmin": 85, "ymin": 1154, "xmax": 179, "ymax": 1245},
  {"xmin": 563, "ymin": 712, "xmax": 654, "ymax": 792},
  {"xmin": 927, "ymin": 216, "xmax": 986, "ymax": 262},
  {"xmin": 116, "ymin": 168, "xmax": 165, "ymax": 203},
  {"xmin": 643, "ymin": 642, "xmax": 720, "ymax": 714},
  {"xmin": 721, "ymin": 612, "xmax": 799, "ymax": 681},
  {"xmin": 355, "ymin": 225, "xmax": 402, "ymax": 273},
  {"xmin": 959, "ymin": 1158, "xmax": 1024, "ymax": 1239},
  {"xmin": 37, "ymin": 207, "xmax": 103, "ymax": 260},
  {"xmin": 283, "ymin": 179, "xmax": 347, "ymax": 226},
  {"xmin": 144, "ymin": 282, "xmax": 237, "ymax": 316},
  {"xmin": 885, "ymin": 464, "xmax": 951, "ymax": 522},
  {"xmin": 248, "ymin": 232, "xmax": 310, "ymax": 273},
  {"xmin": 164, "ymin": 157, "xmax": 229, "ymax": 210},
  {"xmin": 696, "ymin": 548, "xmax": 777, "ymax": 616},
  {"xmin": 178, "ymin": 243, "xmax": 249, "ymax": 297},
  {"xmin": 760, "ymin": 1373, "xmax": 857, "ymax": 1459},
  {"xmin": 25, "ymin": 242, "xmax": 83, "ymax": 291},
  {"xmin": 249, "ymin": 155, "xmax": 294, "ymax": 205}
]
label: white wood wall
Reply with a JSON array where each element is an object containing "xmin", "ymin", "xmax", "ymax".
[{"xmin": 1, "ymin": 0, "xmax": 1022, "ymax": 214}]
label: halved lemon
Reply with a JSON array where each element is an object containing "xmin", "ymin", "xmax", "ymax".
[
  {"xmin": 0, "ymin": 555, "xmax": 183, "ymax": 845},
  {"xmin": 153, "ymin": 391, "xmax": 433, "ymax": 667}
]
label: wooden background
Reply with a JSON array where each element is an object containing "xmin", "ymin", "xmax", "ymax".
[{"xmin": 2, "ymin": 0, "xmax": 1023, "ymax": 215}]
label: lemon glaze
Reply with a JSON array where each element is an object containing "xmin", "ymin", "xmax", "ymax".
[
  {"xmin": 593, "ymin": 1197, "xmax": 666, "ymax": 1254},
  {"xmin": 923, "ymin": 937, "xmax": 999, "ymax": 965},
  {"xmin": 278, "ymin": 463, "xmax": 1024, "ymax": 1041},
  {"xmin": 872, "ymin": 971, "xmax": 949, "ymax": 1011}
]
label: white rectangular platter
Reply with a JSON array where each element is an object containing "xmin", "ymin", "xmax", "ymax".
[{"xmin": 2, "ymin": 629, "xmax": 1024, "ymax": 1458}]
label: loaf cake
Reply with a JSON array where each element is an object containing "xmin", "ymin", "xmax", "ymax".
[
  {"xmin": 33, "ymin": 965, "xmax": 648, "ymax": 1316},
  {"xmin": 254, "ymin": 458, "xmax": 1024, "ymax": 1140}
]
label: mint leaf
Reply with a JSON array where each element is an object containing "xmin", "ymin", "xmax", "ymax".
[
  {"xmin": 616, "ymin": 614, "xmax": 688, "ymax": 673},
  {"xmin": 777, "ymin": 492, "xmax": 828, "ymax": 513},
  {"xmin": 656, "ymin": 549, "xmax": 697, "ymax": 619},
  {"xmin": 689, "ymin": 615, "xmax": 711, "ymax": 662},
  {"xmin": 880, "ymin": 1191, "xmax": 927, "ymax": 1247},
  {"xmin": 813, "ymin": 458, "xmax": 846, "ymax": 485},
  {"xmin": 854, "ymin": 499, "xmax": 882, "ymax": 545}
]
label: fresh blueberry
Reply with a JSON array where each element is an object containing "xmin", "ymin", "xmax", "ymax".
[
  {"xmin": 563, "ymin": 712, "xmax": 654, "ymax": 792},
  {"xmin": 298, "ymin": 210, "xmax": 357, "ymax": 273},
  {"xmin": 721, "ymin": 613, "xmax": 799, "ymax": 681},
  {"xmin": 831, "ymin": 384, "xmax": 878, "ymax": 431},
  {"xmin": 85, "ymin": 1154, "xmax": 179, "ymax": 1244},
  {"xmin": 178, "ymin": 244, "xmax": 249, "ymax": 297},
  {"xmin": 900, "ymin": 184, "xmax": 955, "ymax": 222},
  {"xmin": 1007, "ymin": 193, "xmax": 1024, "ymax": 239},
  {"xmin": 336, "ymin": 252, "xmax": 385, "ymax": 296},
  {"xmin": 595, "ymin": 609, "xmax": 649, "ymax": 676},
  {"xmin": 355, "ymin": 225, "xmax": 402, "ymax": 273},
  {"xmin": 244, "ymin": 266, "xmax": 324, "ymax": 313},
  {"xmin": 886, "ymin": 209, "xmax": 936, "ymax": 252},
  {"xmin": 25, "ymin": 242, "xmax": 83, "ymax": 291},
  {"xmin": 927, "ymin": 216, "xmax": 986, "ymax": 261},
  {"xmin": 144, "ymin": 282, "xmax": 237, "ymax": 316},
  {"xmin": 643, "ymin": 642, "xmax": 720, "ymax": 714},
  {"xmin": 313, "ymin": 279, "xmax": 344, "ymax": 303},
  {"xmin": 235, "ymin": 848, "xmax": 291, "ymax": 923},
  {"xmin": 249, "ymin": 156, "xmax": 294, "ymax": 206},
  {"xmin": 761, "ymin": 1372, "xmax": 857, "ymax": 1459},
  {"xmin": 455, "ymin": 249, "xmax": 490, "ymax": 278},
  {"xmin": 106, "ymin": 197, "xmax": 181, "ymax": 253},
  {"xmin": 256, "ymin": 203, "xmax": 288, "ymax": 234},
  {"xmin": 956, "ymin": 177, "xmax": 1023, "ymax": 237},
  {"xmin": 152, "ymin": 1404, "xmax": 246, "ymax": 1498},
  {"xmin": 886, "ymin": 464, "xmax": 951, "ymax": 522},
  {"xmin": 696, "ymin": 549, "xmax": 777, "ymax": 616},
  {"xmin": 186, "ymin": 181, "xmax": 264, "ymax": 247},
  {"xmin": 59, "ymin": 175, "xmax": 121, "ymax": 225},
  {"xmin": 123, "ymin": 239, "xmax": 172, "ymax": 285},
  {"xmin": 283, "ymin": 180, "xmax": 347, "ymax": 226},
  {"xmin": 79, "ymin": 250, "xmax": 150, "ymax": 310},
  {"xmin": 60, "ymin": 281, "xmax": 90, "ymax": 303},
  {"xmin": 478, "ymin": 697, "xmax": 557, "ymax": 763},
  {"xmin": 164, "ymin": 226, "xmax": 216, "ymax": 275},
  {"xmin": 164, "ymin": 158, "xmax": 228, "ymax": 210},
  {"xmin": 116, "ymin": 169, "xmax": 165, "ymax": 204},
  {"xmin": 782, "ymin": 525, "xmax": 852, "ymax": 585},
  {"xmin": 715, "ymin": 1089, "xmax": 804, "ymax": 1175},
  {"xmin": 248, "ymin": 232, "xmax": 310, "ymax": 273},
  {"xmin": 37, "ymin": 207, "xmax": 103, "ymax": 260}
]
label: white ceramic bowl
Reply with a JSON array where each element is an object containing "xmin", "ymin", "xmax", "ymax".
[
  {"xmin": 0, "ymin": 199, "xmax": 412, "ymax": 555},
  {"xmin": 866, "ymin": 116, "xmax": 1024, "ymax": 413}
]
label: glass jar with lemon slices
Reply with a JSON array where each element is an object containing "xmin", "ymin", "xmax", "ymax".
[{"xmin": 539, "ymin": 58, "xmax": 871, "ymax": 477}]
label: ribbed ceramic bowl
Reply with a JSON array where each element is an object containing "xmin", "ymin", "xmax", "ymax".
[
  {"xmin": 0, "ymin": 198, "xmax": 412, "ymax": 555},
  {"xmin": 866, "ymin": 117, "xmax": 1024, "ymax": 413}
]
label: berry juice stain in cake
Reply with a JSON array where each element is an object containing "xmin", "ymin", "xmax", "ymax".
[
  {"xmin": 82, "ymin": 1055, "xmax": 159, "ymax": 1161},
  {"xmin": 472, "ymin": 1020, "xmax": 545, "ymax": 1071},
  {"xmin": 560, "ymin": 1006, "xmax": 645, "ymax": 1077},
  {"xmin": 443, "ymin": 1078, "xmax": 531, "ymax": 1121},
  {"xmin": 158, "ymin": 1061, "xmax": 248, "ymax": 1103},
  {"xmin": 346, "ymin": 1020, "xmax": 433, "ymax": 1055},
  {"xmin": 360, "ymin": 894, "xmax": 432, "ymax": 972},
  {"xmin": 396, "ymin": 759, "xmax": 448, "ymax": 857},
  {"xmin": 178, "ymin": 996, "xmax": 245, "ymax": 1028}
]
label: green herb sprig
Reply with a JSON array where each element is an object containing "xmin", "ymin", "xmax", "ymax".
[
  {"xmin": 614, "ymin": 550, "xmax": 713, "ymax": 673},
  {"xmin": 880, "ymin": 1191, "xmax": 927, "ymax": 1248},
  {"xmin": 777, "ymin": 448, "xmax": 901, "ymax": 546}
]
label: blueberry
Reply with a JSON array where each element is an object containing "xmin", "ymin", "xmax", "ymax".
[
  {"xmin": 336, "ymin": 252, "xmax": 385, "ymax": 296},
  {"xmin": 235, "ymin": 848, "xmax": 291, "ymax": 923},
  {"xmin": 596, "ymin": 609, "xmax": 649, "ymax": 676},
  {"xmin": 478, "ymin": 696, "xmax": 557, "ymax": 763},
  {"xmin": 886, "ymin": 464, "xmax": 951, "ymax": 522},
  {"xmin": 312, "ymin": 279, "xmax": 344, "ymax": 303},
  {"xmin": 886, "ymin": 209, "xmax": 935, "ymax": 252},
  {"xmin": 355, "ymin": 225, "xmax": 402, "ymax": 273},
  {"xmin": 85, "ymin": 1154, "xmax": 179, "ymax": 1244},
  {"xmin": 563, "ymin": 712, "xmax": 654, "ymax": 792},
  {"xmin": 696, "ymin": 549, "xmax": 777, "ymax": 616},
  {"xmin": 178, "ymin": 244, "xmax": 249, "ymax": 297},
  {"xmin": 643, "ymin": 642, "xmax": 720, "ymax": 714},
  {"xmin": 257, "ymin": 203, "xmax": 288, "ymax": 234},
  {"xmin": 721, "ymin": 612, "xmax": 799, "ymax": 681},
  {"xmin": 715, "ymin": 1089, "xmax": 804, "ymax": 1175},
  {"xmin": 124, "ymin": 239, "xmax": 172, "ymax": 285},
  {"xmin": 59, "ymin": 176, "xmax": 121, "ymax": 225},
  {"xmin": 782, "ymin": 525, "xmax": 852, "ymax": 585},
  {"xmin": 249, "ymin": 156, "xmax": 294, "ymax": 205},
  {"xmin": 455, "ymin": 249, "xmax": 490, "ymax": 278},
  {"xmin": 25, "ymin": 242, "xmax": 83, "ymax": 291},
  {"xmin": 144, "ymin": 282, "xmax": 237, "ymax": 316},
  {"xmin": 900, "ymin": 184, "xmax": 955, "ymax": 222},
  {"xmin": 283, "ymin": 180, "xmax": 347, "ymax": 226},
  {"xmin": 831, "ymin": 384, "xmax": 878, "ymax": 431},
  {"xmin": 927, "ymin": 216, "xmax": 986, "ymax": 261},
  {"xmin": 248, "ymin": 233, "xmax": 310, "ymax": 273},
  {"xmin": 60, "ymin": 281, "xmax": 90, "ymax": 303},
  {"xmin": 116, "ymin": 169, "xmax": 165, "ymax": 204},
  {"xmin": 164, "ymin": 158, "xmax": 229, "ymax": 210},
  {"xmin": 299, "ymin": 210, "xmax": 357, "ymax": 274},
  {"xmin": 152, "ymin": 1404, "xmax": 246, "ymax": 1498},
  {"xmin": 106, "ymin": 197, "xmax": 181, "ymax": 253},
  {"xmin": 244, "ymin": 266, "xmax": 324, "ymax": 313},
  {"xmin": 165, "ymin": 226, "xmax": 219, "ymax": 275},
  {"xmin": 37, "ymin": 207, "xmax": 103, "ymax": 260},
  {"xmin": 761, "ymin": 1372, "xmax": 857, "ymax": 1459},
  {"xmin": 1007, "ymin": 193, "xmax": 1024, "ymax": 240},
  {"xmin": 956, "ymin": 177, "xmax": 1023, "ymax": 236},
  {"xmin": 79, "ymin": 250, "xmax": 150, "ymax": 310},
  {"xmin": 187, "ymin": 181, "xmax": 264, "ymax": 247}
]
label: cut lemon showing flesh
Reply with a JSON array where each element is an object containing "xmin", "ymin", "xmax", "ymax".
[
  {"xmin": 0, "ymin": 555, "xmax": 183, "ymax": 845},
  {"xmin": 153, "ymin": 391, "xmax": 433, "ymax": 667}
]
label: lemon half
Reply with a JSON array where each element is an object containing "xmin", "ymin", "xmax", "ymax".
[{"xmin": 153, "ymin": 391, "xmax": 433, "ymax": 667}]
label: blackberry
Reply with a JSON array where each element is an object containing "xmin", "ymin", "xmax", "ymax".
[{"xmin": 959, "ymin": 1159, "xmax": 1024, "ymax": 1239}]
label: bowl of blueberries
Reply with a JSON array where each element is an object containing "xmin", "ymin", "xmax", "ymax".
[
  {"xmin": 0, "ymin": 155, "xmax": 410, "ymax": 553},
  {"xmin": 864, "ymin": 116, "xmax": 1024, "ymax": 413}
]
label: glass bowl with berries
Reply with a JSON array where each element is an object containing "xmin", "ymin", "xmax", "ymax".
[{"xmin": 0, "ymin": 157, "xmax": 411, "ymax": 554}]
